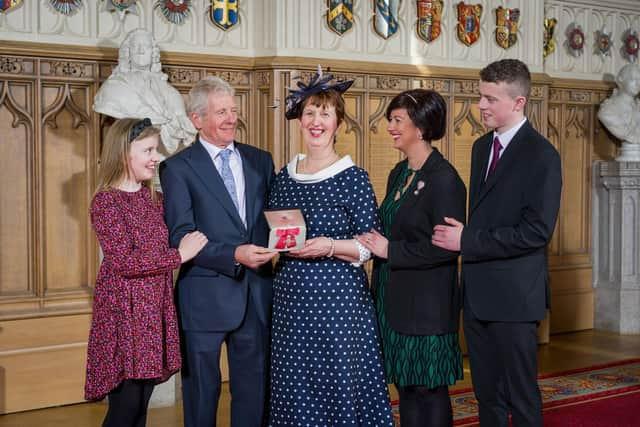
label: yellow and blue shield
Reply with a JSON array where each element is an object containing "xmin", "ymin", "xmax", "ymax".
[
  {"xmin": 327, "ymin": 0, "xmax": 354, "ymax": 35},
  {"xmin": 0, "ymin": 0, "xmax": 23, "ymax": 13},
  {"xmin": 456, "ymin": 2, "xmax": 482, "ymax": 47},
  {"xmin": 373, "ymin": 0, "xmax": 400, "ymax": 40},
  {"xmin": 416, "ymin": 0, "xmax": 442, "ymax": 43},
  {"xmin": 495, "ymin": 6, "xmax": 519, "ymax": 49},
  {"xmin": 209, "ymin": 0, "xmax": 239, "ymax": 31}
]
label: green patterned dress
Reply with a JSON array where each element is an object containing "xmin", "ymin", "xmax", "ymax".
[{"xmin": 375, "ymin": 167, "xmax": 463, "ymax": 387}]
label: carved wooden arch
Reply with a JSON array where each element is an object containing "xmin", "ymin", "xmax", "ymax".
[
  {"xmin": 42, "ymin": 83, "xmax": 90, "ymax": 130},
  {"xmin": 453, "ymin": 99, "xmax": 484, "ymax": 137},
  {"xmin": 0, "ymin": 81, "xmax": 34, "ymax": 129},
  {"xmin": 368, "ymin": 96, "xmax": 390, "ymax": 134}
]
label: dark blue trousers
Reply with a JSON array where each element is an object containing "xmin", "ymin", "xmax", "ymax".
[
  {"xmin": 181, "ymin": 295, "xmax": 269, "ymax": 427},
  {"xmin": 464, "ymin": 303, "xmax": 542, "ymax": 427}
]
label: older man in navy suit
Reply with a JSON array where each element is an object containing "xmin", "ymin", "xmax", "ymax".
[
  {"xmin": 432, "ymin": 59, "xmax": 562, "ymax": 426},
  {"xmin": 160, "ymin": 76, "xmax": 276, "ymax": 427}
]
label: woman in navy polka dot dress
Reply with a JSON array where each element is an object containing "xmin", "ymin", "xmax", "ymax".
[{"xmin": 267, "ymin": 69, "xmax": 394, "ymax": 426}]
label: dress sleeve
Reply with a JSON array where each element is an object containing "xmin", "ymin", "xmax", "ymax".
[
  {"xmin": 344, "ymin": 168, "xmax": 382, "ymax": 235},
  {"xmin": 91, "ymin": 191, "xmax": 181, "ymax": 279}
]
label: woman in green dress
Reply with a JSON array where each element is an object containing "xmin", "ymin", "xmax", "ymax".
[{"xmin": 356, "ymin": 89, "xmax": 466, "ymax": 427}]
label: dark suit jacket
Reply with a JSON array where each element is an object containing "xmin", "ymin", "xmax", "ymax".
[
  {"xmin": 461, "ymin": 120, "xmax": 562, "ymax": 322},
  {"xmin": 373, "ymin": 148, "xmax": 466, "ymax": 335},
  {"xmin": 159, "ymin": 139, "xmax": 275, "ymax": 332}
]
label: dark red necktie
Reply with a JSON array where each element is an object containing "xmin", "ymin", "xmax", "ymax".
[{"xmin": 486, "ymin": 136, "xmax": 502, "ymax": 179}]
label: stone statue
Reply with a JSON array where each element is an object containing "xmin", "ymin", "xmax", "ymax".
[
  {"xmin": 94, "ymin": 29, "xmax": 196, "ymax": 154},
  {"xmin": 598, "ymin": 63, "xmax": 640, "ymax": 161}
]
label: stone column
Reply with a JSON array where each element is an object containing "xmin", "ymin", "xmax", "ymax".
[{"xmin": 593, "ymin": 161, "xmax": 640, "ymax": 334}]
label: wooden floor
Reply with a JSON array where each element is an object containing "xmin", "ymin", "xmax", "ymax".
[{"xmin": 1, "ymin": 330, "xmax": 639, "ymax": 427}]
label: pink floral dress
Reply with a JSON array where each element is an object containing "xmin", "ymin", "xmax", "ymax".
[{"xmin": 85, "ymin": 187, "xmax": 181, "ymax": 401}]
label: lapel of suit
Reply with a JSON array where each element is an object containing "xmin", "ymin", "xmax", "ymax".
[
  {"xmin": 470, "ymin": 121, "xmax": 530, "ymax": 214},
  {"xmin": 236, "ymin": 143, "xmax": 260, "ymax": 232},
  {"xmin": 392, "ymin": 149, "xmax": 442, "ymax": 232},
  {"xmin": 186, "ymin": 138, "xmax": 246, "ymax": 231},
  {"xmin": 469, "ymin": 133, "xmax": 492, "ymax": 209}
]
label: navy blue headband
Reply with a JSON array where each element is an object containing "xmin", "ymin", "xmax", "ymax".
[{"xmin": 128, "ymin": 118, "xmax": 152, "ymax": 143}]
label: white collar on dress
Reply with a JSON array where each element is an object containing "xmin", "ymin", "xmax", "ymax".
[{"xmin": 286, "ymin": 154, "xmax": 355, "ymax": 184}]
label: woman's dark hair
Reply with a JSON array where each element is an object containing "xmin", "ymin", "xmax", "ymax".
[{"xmin": 385, "ymin": 89, "xmax": 446, "ymax": 141}]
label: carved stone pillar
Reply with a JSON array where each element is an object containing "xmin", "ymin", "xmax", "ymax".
[{"xmin": 593, "ymin": 161, "xmax": 640, "ymax": 334}]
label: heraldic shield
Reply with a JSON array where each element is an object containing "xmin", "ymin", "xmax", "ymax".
[
  {"xmin": 373, "ymin": 0, "xmax": 400, "ymax": 40},
  {"xmin": 456, "ymin": 2, "xmax": 482, "ymax": 47},
  {"xmin": 209, "ymin": 0, "xmax": 239, "ymax": 31},
  {"xmin": 0, "ymin": 0, "xmax": 23, "ymax": 13},
  {"xmin": 417, "ymin": 0, "xmax": 443, "ymax": 43},
  {"xmin": 327, "ymin": 0, "xmax": 354, "ymax": 35},
  {"xmin": 495, "ymin": 6, "xmax": 519, "ymax": 49}
]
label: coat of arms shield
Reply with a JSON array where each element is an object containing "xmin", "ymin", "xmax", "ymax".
[
  {"xmin": 373, "ymin": 0, "xmax": 400, "ymax": 40},
  {"xmin": 456, "ymin": 2, "xmax": 482, "ymax": 47},
  {"xmin": 0, "ymin": 0, "xmax": 23, "ymax": 13},
  {"xmin": 209, "ymin": 0, "xmax": 239, "ymax": 31},
  {"xmin": 495, "ymin": 6, "xmax": 519, "ymax": 49},
  {"xmin": 327, "ymin": 0, "xmax": 354, "ymax": 35},
  {"xmin": 416, "ymin": 0, "xmax": 443, "ymax": 43}
]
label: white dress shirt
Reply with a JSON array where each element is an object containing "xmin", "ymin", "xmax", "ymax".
[{"xmin": 199, "ymin": 139, "xmax": 247, "ymax": 226}]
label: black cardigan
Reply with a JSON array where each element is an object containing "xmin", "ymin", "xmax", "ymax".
[{"xmin": 372, "ymin": 148, "xmax": 466, "ymax": 335}]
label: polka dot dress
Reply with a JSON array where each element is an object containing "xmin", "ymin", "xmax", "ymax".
[{"xmin": 268, "ymin": 160, "xmax": 394, "ymax": 426}]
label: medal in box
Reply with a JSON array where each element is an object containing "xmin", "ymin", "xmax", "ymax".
[{"xmin": 264, "ymin": 208, "xmax": 306, "ymax": 251}]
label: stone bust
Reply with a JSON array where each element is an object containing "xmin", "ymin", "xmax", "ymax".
[
  {"xmin": 94, "ymin": 29, "xmax": 196, "ymax": 154},
  {"xmin": 598, "ymin": 64, "xmax": 640, "ymax": 146}
]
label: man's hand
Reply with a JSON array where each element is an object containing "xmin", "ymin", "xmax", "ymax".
[
  {"xmin": 432, "ymin": 217, "xmax": 464, "ymax": 252},
  {"xmin": 234, "ymin": 244, "xmax": 277, "ymax": 270}
]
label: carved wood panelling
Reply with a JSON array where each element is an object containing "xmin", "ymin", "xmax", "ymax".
[
  {"xmin": 41, "ymin": 82, "xmax": 92, "ymax": 294},
  {"xmin": 0, "ymin": 80, "xmax": 34, "ymax": 299},
  {"xmin": 546, "ymin": 81, "xmax": 614, "ymax": 332}
]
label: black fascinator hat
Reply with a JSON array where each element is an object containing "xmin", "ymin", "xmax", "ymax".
[{"xmin": 284, "ymin": 65, "xmax": 354, "ymax": 120}]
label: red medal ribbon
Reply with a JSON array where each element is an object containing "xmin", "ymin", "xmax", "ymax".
[{"xmin": 275, "ymin": 228, "xmax": 300, "ymax": 249}]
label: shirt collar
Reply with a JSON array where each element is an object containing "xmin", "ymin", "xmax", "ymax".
[
  {"xmin": 199, "ymin": 137, "xmax": 237, "ymax": 159},
  {"xmin": 493, "ymin": 117, "xmax": 527, "ymax": 148}
]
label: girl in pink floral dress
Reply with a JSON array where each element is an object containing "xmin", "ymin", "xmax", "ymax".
[{"xmin": 85, "ymin": 118, "xmax": 207, "ymax": 427}]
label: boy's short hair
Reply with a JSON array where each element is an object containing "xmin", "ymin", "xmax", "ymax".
[{"xmin": 480, "ymin": 59, "xmax": 531, "ymax": 99}]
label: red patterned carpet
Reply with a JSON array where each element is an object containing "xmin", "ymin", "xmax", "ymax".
[{"xmin": 391, "ymin": 359, "xmax": 640, "ymax": 427}]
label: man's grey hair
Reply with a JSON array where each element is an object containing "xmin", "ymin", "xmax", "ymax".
[{"xmin": 187, "ymin": 76, "xmax": 236, "ymax": 118}]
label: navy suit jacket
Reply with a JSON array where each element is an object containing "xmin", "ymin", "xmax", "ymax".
[
  {"xmin": 461, "ymin": 120, "xmax": 562, "ymax": 322},
  {"xmin": 160, "ymin": 139, "xmax": 275, "ymax": 332}
]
